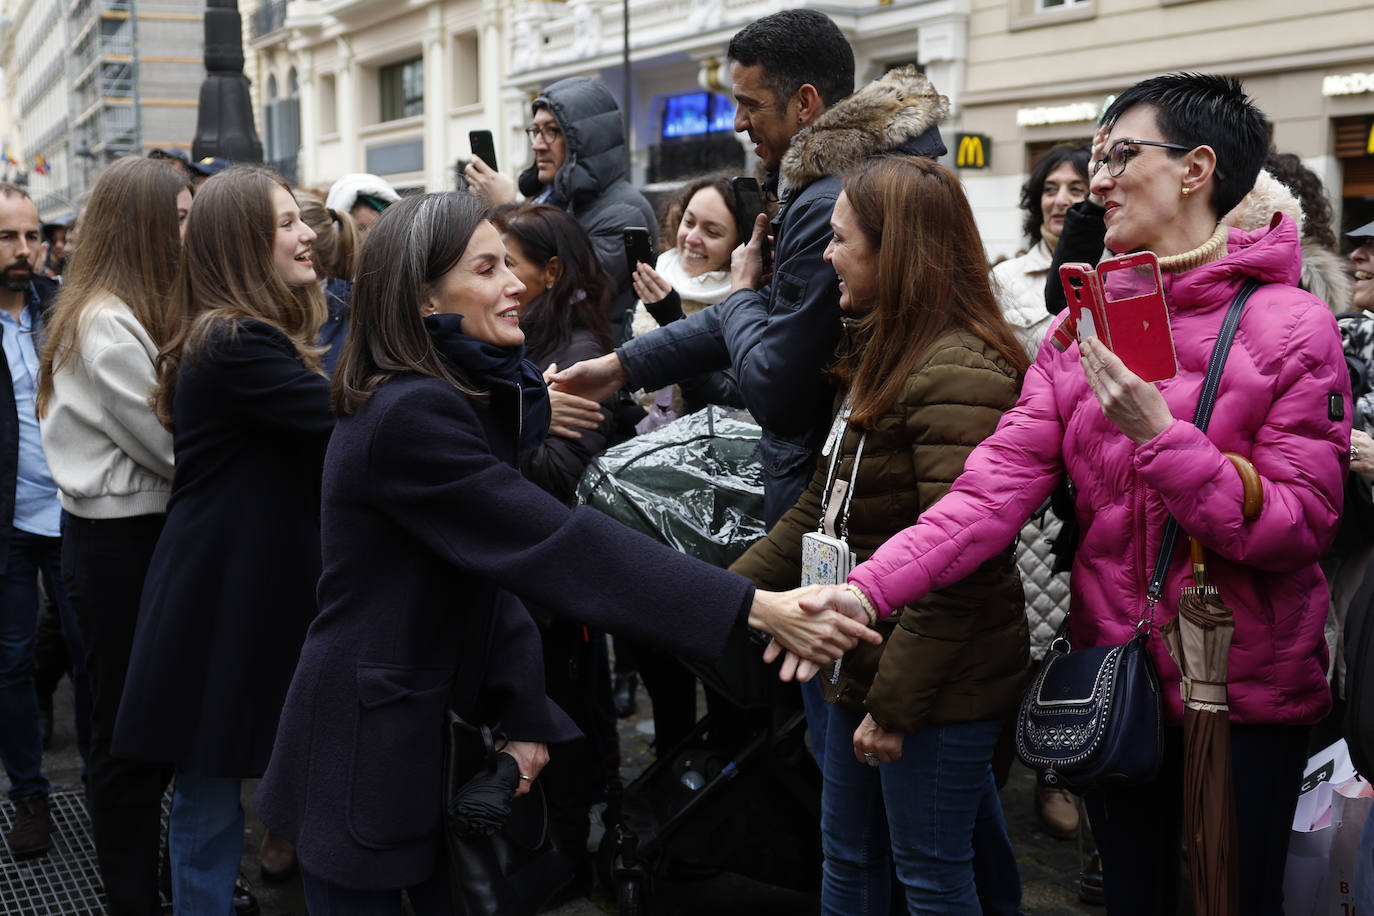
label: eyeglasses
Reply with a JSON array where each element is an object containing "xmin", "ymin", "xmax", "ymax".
[
  {"xmin": 523, "ymin": 124, "xmax": 563, "ymax": 145},
  {"xmin": 1092, "ymin": 139, "xmax": 1194, "ymax": 178}
]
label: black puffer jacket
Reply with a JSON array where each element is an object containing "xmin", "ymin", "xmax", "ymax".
[{"xmin": 518, "ymin": 78, "xmax": 657, "ymax": 331}]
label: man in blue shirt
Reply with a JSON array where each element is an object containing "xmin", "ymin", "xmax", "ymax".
[{"xmin": 0, "ymin": 184, "xmax": 88, "ymax": 858}]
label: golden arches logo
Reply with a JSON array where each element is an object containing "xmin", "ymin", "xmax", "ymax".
[{"xmin": 957, "ymin": 134, "xmax": 986, "ymax": 169}]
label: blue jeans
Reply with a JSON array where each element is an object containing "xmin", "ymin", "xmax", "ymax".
[
  {"xmin": 820, "ymin": 704, "xmax": 1016, "ymax": 915},
  {"xmin": 801, "ymin": 677, "xmax": 828, "ymax": 765},
  {"xmin": 0, "ymin": 527, "xmax": 90, "ymax": 797},
  {"xmin": 169, "ymin": 770, "xmax": 243, "ymax": 916}
]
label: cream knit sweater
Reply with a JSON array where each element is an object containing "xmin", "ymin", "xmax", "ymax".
[{"xmin": 39, "ymin": 295, "xmax": 173, "ymax": 518}]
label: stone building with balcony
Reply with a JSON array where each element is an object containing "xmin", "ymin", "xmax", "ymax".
[
  {"xmin": 0, "ymin": 0, "xmax": 206, "ymax": 221},
  {"xmin": 503, "ymin": 0, "xmax": 972, "ymax": 196},
  {"xmin": 248, "ymin": 0, "xmax": 504, "ymax": 194},
  {"xmin": 957, "ymin": 0, "xmax": 1374, "ymax": 261}
]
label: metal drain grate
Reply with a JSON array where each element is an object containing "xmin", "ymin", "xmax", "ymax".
[{"xmin": 0, "ymin": 789, "xmax": 172, "ymax": 914}]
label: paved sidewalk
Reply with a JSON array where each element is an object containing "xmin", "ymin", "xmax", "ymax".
[{"xmin": 4, "ymin": 675, "xmax": 1102, "ymax": 914}]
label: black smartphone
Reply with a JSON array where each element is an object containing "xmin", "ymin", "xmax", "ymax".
[
  {"xmin": 623, "ymin": 227, "xmax": 654, "ymax": 271},
  {"xmin": 468, "ymin": 130, "xmax": 498, "ymax": 172},
  {"xmin": 730, "ymin": 176, "xmax": 771, "ymax": 273}
]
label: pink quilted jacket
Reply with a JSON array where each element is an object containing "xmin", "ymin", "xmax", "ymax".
[{"xmin": 849, "ymin": 213, "xmax": 1350, "ymax": 726}]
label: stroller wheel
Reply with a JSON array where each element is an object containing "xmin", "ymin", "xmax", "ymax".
[{"xmin": 617, "ymin": 875, "xmax": 646, "ymax": 916}]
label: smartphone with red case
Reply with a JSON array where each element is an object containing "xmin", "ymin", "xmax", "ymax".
[
  {"xmin": 1058, "ymin": 262, "xmax": 1112, "ymax": 349},
  {"xmin": 1097, "ymin": 251, "xmax": 1177, "ymax": 383},
  {"xmin": 1056, "ymin": 256, "xmax": 1177, "ymax": 382}
]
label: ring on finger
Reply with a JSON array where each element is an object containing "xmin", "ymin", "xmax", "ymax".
[
  {"xmin": 863, "ymin": 752, "xmax": 879, "ymax": 767},
  {"xmin": 519, "ymin": 774, "xmax": 533, "ymax": 782}
]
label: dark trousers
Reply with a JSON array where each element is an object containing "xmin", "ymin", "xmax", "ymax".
[
  {"xmin": 0, "ymin": 527, "xmax": 90, "ymax": 796},
  {"xmin": 33, "ymin": 581, "xmax": 69, "ymax": 698},
  {"xmin": 63, "ymin": 514, "xmax": 175, "ymax": 916},
  {"xmin": 1084, "ymin": 722, "xmax": 1309, "ymax": 916}
]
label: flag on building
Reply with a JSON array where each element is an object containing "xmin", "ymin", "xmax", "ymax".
[
  {"xmin": 1, "ymin": 145, "xmax": 15, "ymax": 168},
  {"xmin": 33, "ymin": 154, "xmax": 49, "ymax": 176}
]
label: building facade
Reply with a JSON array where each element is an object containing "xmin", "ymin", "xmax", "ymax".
[
  {"xmin": 503, "ymin": 0, "xmax": 971, "ymax": 196},
  {"xmin": 249, "ymin": 0, "xmax": 503, "ymax": 194},
  {"xmin": 0, "ymin": 0, "xmax": 207, "ymax": 221},
  {"xmin": 958, "ymin": 0, "xmax": 1374, "ymax": 260}
]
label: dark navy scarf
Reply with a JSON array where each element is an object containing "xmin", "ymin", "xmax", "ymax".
[{"xmin": 423, "ymin": 313, "xmax": 550, "ymax": 452}]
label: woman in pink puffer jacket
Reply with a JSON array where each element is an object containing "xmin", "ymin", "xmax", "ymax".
[{"xmin": 815, "ymin": 74, "xmax": 1350, "ymax": 915}]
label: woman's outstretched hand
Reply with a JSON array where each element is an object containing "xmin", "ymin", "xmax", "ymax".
[
  {"xmin": 750, "ymin": 584, "xmax": 882, "ymax": 682},
  {"xmin": 1080, "ymin": 337, "xmax": 1173, "ymax": 444}
]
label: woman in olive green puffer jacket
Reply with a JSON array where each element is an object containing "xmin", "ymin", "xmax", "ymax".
[{"xmin": 729, "ymin": 156, "xmax": 1031, "ymax": 914}]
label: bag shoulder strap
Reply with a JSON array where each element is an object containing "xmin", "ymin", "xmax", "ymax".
[{"xmin": 1141, "ymin": 277, "xmax": 1260, "ymax": 626}]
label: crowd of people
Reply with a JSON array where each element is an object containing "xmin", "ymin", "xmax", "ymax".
[{"xmin": 2, "ymin": 7, "xmax": 1373, "ymax": 916}]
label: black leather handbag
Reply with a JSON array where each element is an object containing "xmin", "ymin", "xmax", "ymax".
[
  {"xmin": 1014, "ymin": 278, "xmax": 1258, "ymax": 792},
  {"xmin": 442, "ymin": 593, "xmax": 575, "ymax": 916},
  {"xmin": 442, "ymin": 710, "xmax": 575, "ymax": 916}
]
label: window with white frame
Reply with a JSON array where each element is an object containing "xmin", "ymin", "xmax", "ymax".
[{"xmin": 1036, "ymin": 0, "xmax": 1090, "ymax": 8}]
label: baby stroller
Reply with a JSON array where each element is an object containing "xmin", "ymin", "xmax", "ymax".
[{"xmin": 577, "ymin": 407, "xmax": 823, "ymax": 914}]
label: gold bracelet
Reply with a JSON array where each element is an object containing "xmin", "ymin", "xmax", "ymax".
[{"xmin": 847, "ymin": 584, "xmax": 879, "ymax": 627}]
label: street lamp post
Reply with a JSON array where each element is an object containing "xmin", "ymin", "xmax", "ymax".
[{"xmin": 191, "ymin": 0, "xmax": 263, "ymax": 162}]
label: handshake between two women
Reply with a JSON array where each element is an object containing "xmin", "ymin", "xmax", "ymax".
[{"xmin": 747, "ymin": 584, "xmax": 879, "ymax": 682}]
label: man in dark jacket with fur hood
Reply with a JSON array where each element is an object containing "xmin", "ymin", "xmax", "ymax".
[
  {"xmin": 555, "ymin": 10, "xmax": 947, "ymax": 528},
  {"xmin": 466, "ymin": 77, "xmax": 656, "ymax": 332}
]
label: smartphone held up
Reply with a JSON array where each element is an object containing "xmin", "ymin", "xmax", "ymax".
[
  {"xmin": 623, "ymin": 227, "xmax": 655, "ymax": 272},
  {"xmin": 468, "ymin": 130, "xmax": 498, "ymax": 172},
  {"xmin": 1054, "ymin": 251, "xmax": 1178, "ymax": 383},
  {"xmin": 730, "ymin": 176, "xmax": 772, "ymax": 274}
]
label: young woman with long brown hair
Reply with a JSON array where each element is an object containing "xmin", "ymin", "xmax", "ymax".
[
  {"xmin": 731, "ymin": 155, "xmax": 1030, "ymax": 913},
  {"xmin": 37, "ymin": 155, "xmax": 191, "ymax": 914},
  {"xmin": 110, "ymin": 166, "xmax": 334, "ymax": 913}
]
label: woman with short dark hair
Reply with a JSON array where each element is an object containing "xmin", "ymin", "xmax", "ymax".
[{"xmin": 812, "ymin": 72, "xmax": 1348, "ymax": 914}]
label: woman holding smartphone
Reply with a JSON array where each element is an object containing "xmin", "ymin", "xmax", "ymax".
[
  {"xmin": 627, "ymin": 174, "xmax": 755, "ymax": 424},
  {"xmin": 808, "ymin": 74, "xmax": 1348, "ymax": 915},
  {"xmin": 731, "ymin": 156, "xmax": 1030, "ymax": 914}
]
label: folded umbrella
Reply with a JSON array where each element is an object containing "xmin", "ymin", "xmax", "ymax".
[
  {"xmin": 1159, "ymin": 452, "xmax": 1260, "ymax": 916},
  {"xmin": 449, "ymin": 752, "xmax": 520, "ymax": 837}
]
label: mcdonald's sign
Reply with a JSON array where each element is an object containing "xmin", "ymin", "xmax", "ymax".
[{"xmin": 955, "ymin": 133, "xmax": 990, "ymax": 169}]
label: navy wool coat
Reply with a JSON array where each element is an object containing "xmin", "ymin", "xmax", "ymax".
[
  {"xmin": 113, "ymin": 320, "xmax": 333, "ymax": 776},
  {"xmin": 254, "ymin": 373, "xmax": 752, "ymax": 890}
]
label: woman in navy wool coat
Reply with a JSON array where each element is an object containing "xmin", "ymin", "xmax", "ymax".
[
  {"xmin": 253, "ymin": 191, "xmax": 880, "ymax": 913},
  {"xmin": 112, "ymin": 167, "xmax": 333, "ymax": 913}
]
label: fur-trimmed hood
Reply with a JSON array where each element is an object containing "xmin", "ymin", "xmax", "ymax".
[
  {"xmin": 1224, "ymin": 170, "xmax": 1352, "ymax": 313},
  {"xmin": 779, "ymin": 66, "xmax": 950, "ymax": 196}
]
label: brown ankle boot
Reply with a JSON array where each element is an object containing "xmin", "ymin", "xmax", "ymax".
[{"xmin": 7, "ymin": 794, "xmax": 51, "ymax": 858}]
